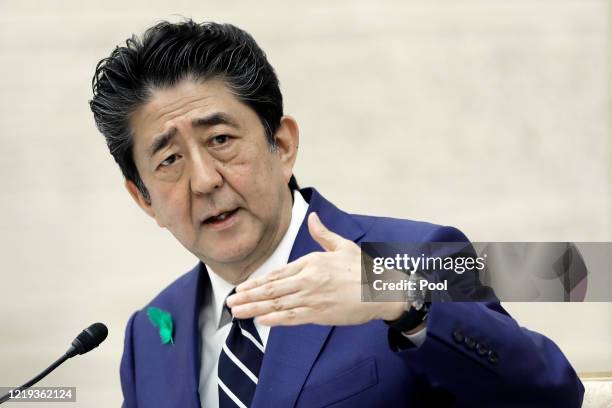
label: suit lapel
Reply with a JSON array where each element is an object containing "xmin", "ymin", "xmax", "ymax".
[
  {"xmin": 252, "ymin": 188, "xmax": 366, "ymax": 408},
  {"xmin": 155, "ymin": 262, "xmax": 206, "ymax": 408}
]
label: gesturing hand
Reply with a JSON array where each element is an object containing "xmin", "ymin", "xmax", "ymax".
[{"xmin": 226, "ymin": 212, "xmax": 405, "ymax": 326}]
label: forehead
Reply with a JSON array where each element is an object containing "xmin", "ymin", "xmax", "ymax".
[{"xmin": 129, "ymin": 78, "xmax": 260, "ymax": 156}]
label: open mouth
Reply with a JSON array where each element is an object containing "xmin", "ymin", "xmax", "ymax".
[{"xmin": 203, "ymin": 208, "xmax": 239, "ymax": 225}]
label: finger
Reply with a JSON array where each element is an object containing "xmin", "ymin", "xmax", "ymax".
[
  {"xmin": 231, "ymin": 292, "xmax": 304, "ymax": 319},
  {"xmin": 235, "ymin": 260, "xmax": 304, "ymax": 293},
  {"xmin": 307, "ymin": 212, "xmax": 347, "ymax": 252},
  {"xmin": 227, "ymin": 275, "xmax": 301, "ymax": 308},
  {"xmin": 255, "ymin": 307, "xmax": 312, "ymax": 326}
]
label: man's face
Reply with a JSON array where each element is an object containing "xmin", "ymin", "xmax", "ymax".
[{"xmin": 127, "ymin": 78, "xmax": 298, "ymax": 280}]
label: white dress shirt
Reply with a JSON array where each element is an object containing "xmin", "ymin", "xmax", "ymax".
[{"xmin": 198, "ymin": 191, "xmax": 426, "ymax": 408}]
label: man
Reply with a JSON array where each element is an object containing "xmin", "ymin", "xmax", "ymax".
[{"xmin": 90, "ymin": 19, "xmax": 584, "ymax": 407}]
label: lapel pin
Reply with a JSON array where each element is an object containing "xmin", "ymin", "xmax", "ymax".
[{"xmin": 146, "ymin": 306, "xmax": 174, "ymax": 345}]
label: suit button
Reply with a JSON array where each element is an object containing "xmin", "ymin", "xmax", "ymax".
[
  {"xmin": 476, "ymin": 343, "xmax": 488, "ymax": 356},
  {"xmin": 452, "ymin": 330, "xmax": 464, "ymax": 343},
  {"xmin": 464, "ymin": 336, "xmax": 476, "ymax": 350},
  {"xmin": 487, "ymin": 350, "xmax": 499, "ymax": 364}
]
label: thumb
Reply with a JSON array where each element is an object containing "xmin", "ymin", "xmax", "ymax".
[{"xmin": 307, "ymin": 212, "xmax": 345, "ymax": 251}]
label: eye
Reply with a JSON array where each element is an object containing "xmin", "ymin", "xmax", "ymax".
[
  {"xmin": 210, "ymin": 135, "xmax": 230, "ymax": 146},
  {"xmin": 159, "ymin": 154, "xmax": 178, "ymax": 168}
]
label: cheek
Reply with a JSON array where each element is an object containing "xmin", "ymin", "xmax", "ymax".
[
  {"xmin": 238, "ymin": 165, "xmax": 284, "ymax": 213},
  {"xmin": 151, "ymin": 188, "xmax": 190, "ymax": 230},
  {"xmin": 220, "ymin": 153, "xmax": 269, "ymax": 193},
  {"xmin": 223, "ymin": 169, "xmax": 282, "ymax": 228}
]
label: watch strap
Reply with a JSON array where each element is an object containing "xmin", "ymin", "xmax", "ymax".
[{"xmin": 384, "ymin": 302, "xmax": 430, "ymax": 332}]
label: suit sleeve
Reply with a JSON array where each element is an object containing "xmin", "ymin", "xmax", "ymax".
[
  {"xmin": 120, "ymin": 311, "xmax": 139, "ymax": 408},
  {"xmin": 389, "ymin": 226, "xmax": 584, "ymax": 407}
]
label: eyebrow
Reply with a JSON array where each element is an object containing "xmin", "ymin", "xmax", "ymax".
[
  {"xmin": 148, "ymin": 128, "xmax": 177, "ymax": 159},
  {"xmin": 147, "ymin": 112, "xmax": 240, "ymax": 159},
  {"xmin": 192, "ymin": 112, "xmax": 239, "ymax": 130}
]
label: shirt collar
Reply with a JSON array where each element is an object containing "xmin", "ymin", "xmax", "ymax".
[{"xmin": 206, "ymin": 191, "xmax": 309, "ymax": 328}]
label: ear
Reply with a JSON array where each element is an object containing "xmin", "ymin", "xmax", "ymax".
[
  {"xmin": 274, "ymin": 115, "xmax": 300, "ymax": 183},
  {"xmin": 125, "ymin": 179, "xmax": 165, "ymax": 228}
]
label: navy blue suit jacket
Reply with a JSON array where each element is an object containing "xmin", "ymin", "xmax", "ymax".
[{"xmin": 120, "ymin": 188, "xmax": 584, "ymax": 407}]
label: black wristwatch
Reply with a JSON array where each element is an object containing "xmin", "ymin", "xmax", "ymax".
[
  {"xmin": 384, "ymin": 270, "xmax": 431, "ymax": 332},
  {"xmin": 384, "ymin": 301, "xmax": 430, "ymax": 332}
]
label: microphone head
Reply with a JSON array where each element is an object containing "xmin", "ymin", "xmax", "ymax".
[{"xmin": 70, "ymin": 323, "xmax": 108, "ymax": 356}]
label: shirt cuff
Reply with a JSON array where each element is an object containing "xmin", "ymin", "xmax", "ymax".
[{"xmin": 401, "ymin": 327, "xmax": 427, "ymax": 347}]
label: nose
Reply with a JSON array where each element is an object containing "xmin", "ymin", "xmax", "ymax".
[{"xmin": 188, "ymin": 149, "xmax": 223, "ymax": 195}]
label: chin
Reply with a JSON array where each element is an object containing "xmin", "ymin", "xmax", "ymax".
[{"xmin": 199, "ymin": 240, "xmax": 258, "ymax": 266}]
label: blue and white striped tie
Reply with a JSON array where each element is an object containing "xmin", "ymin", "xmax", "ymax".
[{"xmin": 218, "ymin": 294, "xmax": 264, "ymax": 408}]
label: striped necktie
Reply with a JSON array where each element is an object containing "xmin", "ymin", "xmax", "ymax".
[{"xmin": 218, "ymin": 293, "xmax": 265, "ymax": 408}]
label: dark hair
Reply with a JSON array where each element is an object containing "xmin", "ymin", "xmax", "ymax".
[{"xmin": 90, "ymin": 19, "xmax": 298, "ymax": 203}]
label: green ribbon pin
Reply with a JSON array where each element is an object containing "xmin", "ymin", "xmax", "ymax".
[{"xmin": 146, "ymin": 306, "xmax": 174, "ymax": 344}]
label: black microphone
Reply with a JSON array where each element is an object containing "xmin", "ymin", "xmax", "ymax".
[
  {"xmin": 0, "ymin": 322, "xmax": 108, "ymax": 405},
  {"xmin": 65, "ymin": 322, "xmax": 108, "ymax": 358}
]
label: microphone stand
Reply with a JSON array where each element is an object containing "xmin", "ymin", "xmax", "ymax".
[
  {"xmin": 0, "ymin": 322, "xmax": 106, "ymax": 406},
  {"xmin": 0, "ymin": 352, "xmax": 71, "ymax": 404}
]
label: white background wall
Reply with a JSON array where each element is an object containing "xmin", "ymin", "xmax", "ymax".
[{"xmin": 0, "ymin": 1, "xmax": 610, "ymax": 406}]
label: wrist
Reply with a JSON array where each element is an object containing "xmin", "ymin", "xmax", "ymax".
[
  {"xmin": 378, "ymin": 302, "xmax": 407, "ymax": 321},
  {"xmin": 384, "ymin": 301, "xmax": 430, "ymax": 333}
]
